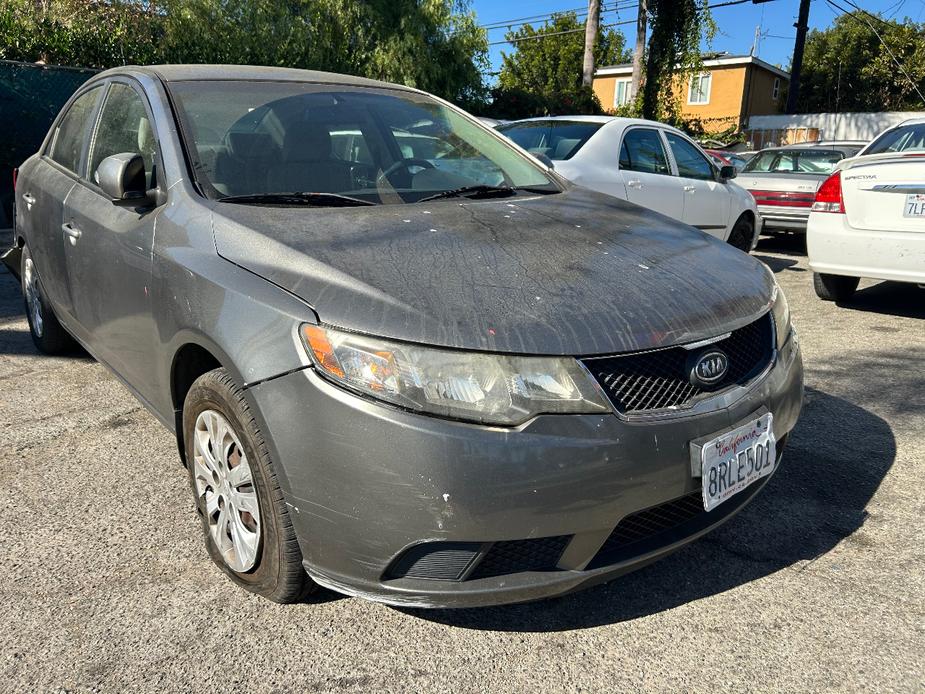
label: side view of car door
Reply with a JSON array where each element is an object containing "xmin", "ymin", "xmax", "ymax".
[
  {"xmin": 616, "ymin": 127, "xmax": 684, "ymax": 222},
  {"xmin": 60, "ymin": 78, "xmax": 163, "ymax": 403},
  {"xmin": 17, "ymin": 86, "xmax": 104, "ymax": 322},
  {"xmin": 662, "ymin": 131, "xmax": 732, "ymax": 240}
]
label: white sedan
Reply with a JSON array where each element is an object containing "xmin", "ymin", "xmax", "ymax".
[
  {"xmin": 807, "ymin": 117, "xmax": 925, "ymax": 301},
  {"xmin": 497, "ymin": 116, "xmax": 761, "ymax": 252}
]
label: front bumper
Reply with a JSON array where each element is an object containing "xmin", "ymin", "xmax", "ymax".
[{"xmin": 248, "ymin": 332, "xmax": 803, "ymax": 608}]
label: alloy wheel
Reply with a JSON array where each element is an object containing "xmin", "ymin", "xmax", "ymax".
[{"xmin": 193, "ymin": 409, "xmax": 261, "ymax": 572}]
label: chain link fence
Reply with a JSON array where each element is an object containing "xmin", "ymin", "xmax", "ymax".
[{"xmin": 0, "ymin": 60, "xmax": 98, "ymax": 228}]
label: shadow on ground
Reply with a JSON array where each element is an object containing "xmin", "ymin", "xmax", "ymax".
[
  {"xmin": 835, "ymin": 281, "xmax": 925, "ymax": 320},
  {"xmin": 755, "ymin": 233, "xmax": 806, "ymax": 257},
  {"xmin": 400, "ymin": 384, "xmax": 895, "ymax": 631}
]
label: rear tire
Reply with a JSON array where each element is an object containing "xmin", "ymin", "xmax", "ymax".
[
  {"xmin": 727, "ymin": 214, "xmax": 754, "ymax": 253},
  {"xmin": 183, "ymin": 368, "xmax": 316, "ymax": 603},
  {"xmin": 20, "ymin": 244, "xmax": 75, "ymax": 354},
  {"xmin": 813, "ymin": 272, "xmax": 859, "ymax": 301}
]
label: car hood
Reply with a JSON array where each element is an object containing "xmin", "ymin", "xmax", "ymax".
[{"xmin": 210, "ymin": 187, "xmax": 773, "ymax": 355}]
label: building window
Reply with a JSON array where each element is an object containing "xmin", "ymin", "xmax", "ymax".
[
  {"xmin": 614, "ymin": 78, "xmax": 633, "ymax": 107},
  {"xmin": 772, "ymin": 77, "xmax": 781, "ymax": 101},
  {"xmin": 687, "ymin": 73, "xmax": 711, "ymax": 105}
]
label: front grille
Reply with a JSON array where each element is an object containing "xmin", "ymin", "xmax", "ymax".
[
  {"xmin": 468, "ymin": 536, "xmax": 570, "ymax": 580},
  {"xmin": 582, "ymin": 314, "xmax": 774, "ymax": 415}
]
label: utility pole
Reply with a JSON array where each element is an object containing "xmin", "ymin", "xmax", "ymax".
[
  {"xmin": 582, "ymin": 0, "xmax": 601, "ymax": 87},
  {"xmin": 630, "ymin": 0, "xmax": 648, "ymax": 100},
  {"xmin": 786, "ymin": 0, "xmax": 811, "ymax": 114}
]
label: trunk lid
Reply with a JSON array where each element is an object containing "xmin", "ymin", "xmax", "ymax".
[
  {"xmin": 840, "ymin": 153, "xmax": 925, "ymax": 233},
  {"xmin": 741, "ymin": 173, "xmax": 824, "ymax": 211}
]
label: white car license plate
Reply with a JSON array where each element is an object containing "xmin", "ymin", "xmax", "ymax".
[
  {"xmin": 904, "ymin": 194, "xmax": 925, "ymax": 218},
  {"xmin": 699, "ymin": 414, "xmax": 775, "ymax": 512}
]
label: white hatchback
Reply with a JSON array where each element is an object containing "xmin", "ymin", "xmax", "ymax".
[
  {"xmin": 807, "ymin": 118, "xmax": 925, "ymax": 301},
  {"xmin": 498, "ymin": 116, "xmax": 761, "ymax": 252}
]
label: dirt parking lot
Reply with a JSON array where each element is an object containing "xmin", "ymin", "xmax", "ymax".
[{"xmin": 1, "ymin": 234, "xmax": 923, "ymax": 693}]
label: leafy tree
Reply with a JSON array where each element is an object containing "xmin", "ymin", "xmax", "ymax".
[
  {"xmin": 491, "ymin": 12, "xmax": 629, "ymax": 118},
  {"xmin": 0, "ymin": 0, "xmax": 489, "ymax": 106},
  {"xmin": 799, "ymin": 11, "xmax": 925, "ymax": 112},
  {"xmin": 641, "ymin": 0, "xmax": 714, "ymax": 121}
]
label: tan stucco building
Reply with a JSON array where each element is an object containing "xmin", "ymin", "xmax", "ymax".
[{"xmin": 593, "ymin": 55, "xmax": 789, "ymax": 131}]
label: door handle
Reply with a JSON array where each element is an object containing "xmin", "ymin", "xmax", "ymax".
[
  {"xmin": 627, "ymin": 179, "xmax": 642, "ymax": 189},
  {"xmin": 62, "ymin": 222, "xmax": 82, "ymax": 243},
  {"xmin": 683, "ymin": 185, "xmax": 696, "ymax": 193}
]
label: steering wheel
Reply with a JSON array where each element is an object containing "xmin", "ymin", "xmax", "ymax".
[{"xmin": 378, "ymin": 157, "xmax": 436, "ymax": 185}]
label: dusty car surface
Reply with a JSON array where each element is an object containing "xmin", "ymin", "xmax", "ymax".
[{"xmin": 9, "ymin": 65, "xmax": 803, "ymax": 608}]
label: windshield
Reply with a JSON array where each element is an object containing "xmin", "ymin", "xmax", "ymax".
[
  {"xmin": 168, "ymin": 81, "xmax": 557, "ymax": 204},
  {"xmin": 497, "ymin": 121, "xmax": 603, "ymax": 161},
  {"xmin": 743, "ymin": 149, "xmax": 845, "ymax": 175},
  {"xmin": 865, "ymin": 123, "xmax": 925, "ymax": 155}
]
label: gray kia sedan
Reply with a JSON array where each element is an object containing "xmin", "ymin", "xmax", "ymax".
[{"xmin": 8, "ymin": 65, "xmax": 803, "ymax": 608}]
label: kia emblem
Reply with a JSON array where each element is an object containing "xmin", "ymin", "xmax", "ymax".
[{"xmin": 689, "ymin": 349, "xmax": 729, "ymax": 387}]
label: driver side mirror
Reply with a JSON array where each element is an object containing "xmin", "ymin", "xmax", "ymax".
[
  {"xmin": 96, "ymin": 153, "xmax": 157, "ymax": 207},
  {"xmin": 719, "ymin": 164, "xmax": 737, "ymax": 181}
]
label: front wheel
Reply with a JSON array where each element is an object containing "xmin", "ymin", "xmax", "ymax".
[
  {"xmin": 20, "ymin": 244, "xmax": 75, "ymax": 354},
  {"xmin": 183, "ymin": 368, "xmax": 316, "ymax": 603},
  {"xmin": 813, "ymin": 272, "xmax": 859, "ymax": 301},
  {"xmin": 727, "ymin": 214, "xmax": 754, "ymax": 253}
]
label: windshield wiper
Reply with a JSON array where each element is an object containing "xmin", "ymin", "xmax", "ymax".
[
  {"xmin": 416, "ymin": 185, "xmax": 517, "ymax": 203},
  {"xmin": 217, "ymin": 192, "xmax": 376, "ymax": 207}
]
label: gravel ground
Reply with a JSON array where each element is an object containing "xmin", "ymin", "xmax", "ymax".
[{"xmin": 1, "ymin": 233, "xmax": 923, "ymax": 693}]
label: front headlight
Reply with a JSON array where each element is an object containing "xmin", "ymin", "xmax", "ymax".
[
  {"xmin": 769, "ymin": 277, "xmax": 792, "ymax": 350},
  {"xmin": 300, "ymin": 325, "xmax": 612, "ymax": 425}
]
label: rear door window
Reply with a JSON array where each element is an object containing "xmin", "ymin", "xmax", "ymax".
[
  {"xmin": 665, "ymin": 133, "xmax": 715, "ymax": 180},
  {"xmin": 618, "ymin": 128, "xmax": 670, "ymax": 175},
  {"xmin": 49, "ymin": 87, "xmax": 103, "ymax": 175}
]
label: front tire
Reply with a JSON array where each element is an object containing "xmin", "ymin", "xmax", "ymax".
[
  {"xmin": 727, "ymin": 214, "xmax": 754, "ymax": 253},
  {"xmin": 183, "ymin": 368, "xmax": 316, "ymax": 603},
  {"xmin": 813, "ymin": 272, "xmax": 859, "ymax": 301},
  {"xmin": 20, "ymin": 244, "xmax": 75, "ymax": 354}
]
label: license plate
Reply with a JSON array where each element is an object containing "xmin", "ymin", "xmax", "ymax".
[
  {"xmin": 904, "ymin": 194, "xmax": 925, "ymax": 218},
  {"xmin": 698, "ymin": 414, "xmax": 775, "ymax": 512}
]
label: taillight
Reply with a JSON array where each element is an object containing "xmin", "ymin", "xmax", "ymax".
[
  {"xmin": 12, "ymin": 167, "xmax": 17, "ymax": 192},
  {"xmin": 812, "ymin": 171, "xmax": 844, "ymax": 213}
]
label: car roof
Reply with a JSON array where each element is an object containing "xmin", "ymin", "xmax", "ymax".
[
  {"xmin": 96, "ymin": 64, "xmax": 415, "ymax": 92},
  {"xmin": 501, "ymin": 115, "xmax": 685, "ymax": 134}
]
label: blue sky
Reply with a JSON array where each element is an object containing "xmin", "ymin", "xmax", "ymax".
[{"xmin": 470, "ymin": 0, "xmax": 925, "ymax": 80}]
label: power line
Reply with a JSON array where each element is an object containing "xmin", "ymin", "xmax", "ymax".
[
  {"xmin": 480, "ymin": 1, "xmax": 637, "ymax": 34},
  {"xmin": 487, "ymin": 19, "xmax": 637, "ymax": 46},
  {"xmin": 826, "ymin": 0, "xmax": 925, "ymax": 103},
  {"xmin": 479, "ymin": 1, "xmax": 637, "ymax": 30},
  {"xmin": 486, "ymin": 0, "xmax": 785, "ymax": 48}
]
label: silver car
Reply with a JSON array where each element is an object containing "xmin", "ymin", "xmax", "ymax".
[
  {"xmin": 741, "ymin": 145, "xmax": 863, "ymax": 233},
  {"xmin": 8, "ymin": 65, "xmax": 803, "ymax": 608}
]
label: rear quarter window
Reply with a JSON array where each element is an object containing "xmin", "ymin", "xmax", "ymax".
[{"xmin": 498, "ymin": 121, "xmax": 602, "ymax": 160}]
